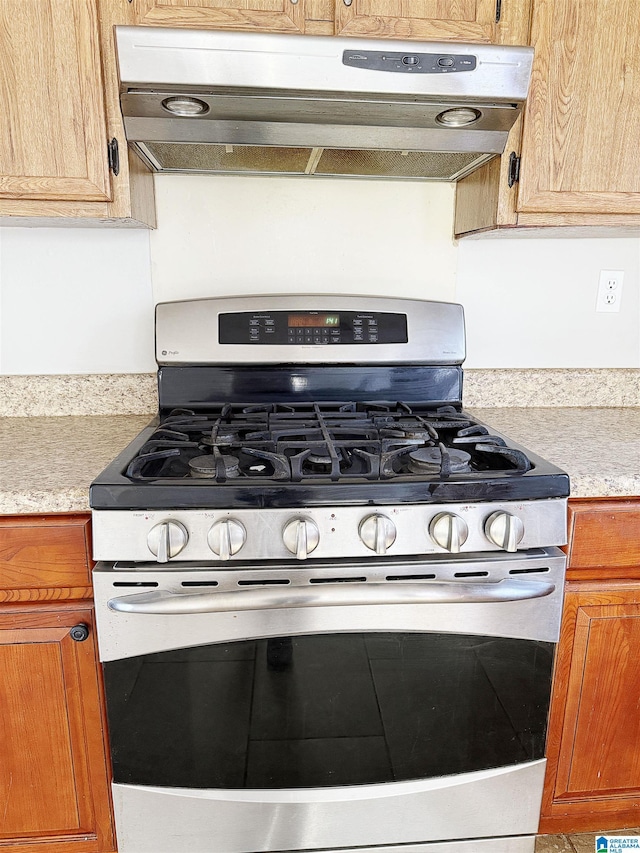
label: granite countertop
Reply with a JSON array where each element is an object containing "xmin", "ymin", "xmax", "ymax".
[
  {"xmin": 0, "ymin": 408, "xmax": 638, "ymax": 515},
  {"xmin": 0, "ymin": 415, "xmax": 152, "ymax": 514},
  {"xmin": 471, "ymin": 407, "xmax": 640, "ymax": 499}
]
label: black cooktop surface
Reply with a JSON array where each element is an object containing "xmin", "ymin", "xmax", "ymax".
[{"xmin": 90, "ymin": 401, "xmax": 570, "ymax": 510}]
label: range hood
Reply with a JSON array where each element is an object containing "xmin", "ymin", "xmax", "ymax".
[{"xmin": 116, "ymin": 27, "xmax": 533, "ymax": 182}]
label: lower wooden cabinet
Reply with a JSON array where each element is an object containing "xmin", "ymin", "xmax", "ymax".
[
  {"xmin": 0, "ymin": 515, "xmax": 115, "ymax": 853},
  {"xmin": 540, "ymin": 499, "xmax": 640, "ymax": 834}
]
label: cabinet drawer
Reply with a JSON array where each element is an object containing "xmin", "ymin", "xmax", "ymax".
[
  {"xmin": 0, "ymin": 514, "xmax": 92, "ymax": 591},
  {"xmin": 567, "ymin": 500, "xmax": 640, "ymax": 573}
]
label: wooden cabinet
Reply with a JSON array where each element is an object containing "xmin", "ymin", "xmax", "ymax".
[
  {"xmin": 131, "ymin": 0, "xmax": 308, "ymax": 33},
  {"xmin": 335, "ymin": 0, "xmax": 513, "ymax": 43},
  {"xmin": 455, "ymin": 0, "xmax": 640, "ymax": 235},
  {"xmin": 540, "ymin": 499, "xmax": 640, "ymax": 834},
  {"xmin": 0, "ymin": 0, "xmax": 154, "ymax": 226},
  {"xmin": 132, "ymin": 0, "xmax": 529, "ymax": 40},
  {"xmin": 0, "ymin": 514, "xmax": 115, "ymax": 853}
]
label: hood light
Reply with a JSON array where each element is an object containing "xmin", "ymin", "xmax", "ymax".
[
  {"xmin": 161, "ymin": 96, "xmax": 209, "ymax": 116},
  {"xmin": 435, "ymin": 107, "xmax": 481, "ymax": 127}
]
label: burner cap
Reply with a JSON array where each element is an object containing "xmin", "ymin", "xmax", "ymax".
[
  {"xmin": 189, "ymin": 454, "xmax": 240, "ymax": 479},
  {"xmin": 408, "ymin": 446, "xmax": 471, "ymax": 474},
  {"xmin": 306, "ymin": 448, "xmax": 343, "ymax": 471},
  {"xmin": 308, "ymin": 452, "xmax": 332, "ymax": 465},
  {"xmin": 201, "ymin": 430, "xmax": 239, "ymax": 446}
]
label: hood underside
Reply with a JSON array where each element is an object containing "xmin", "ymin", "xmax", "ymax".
[{"xmin": 116, "ymin": 28, "xmax": 534, "ymax": 182}]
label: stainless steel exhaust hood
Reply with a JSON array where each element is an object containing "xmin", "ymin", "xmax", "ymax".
[{"xmin": 116, "ymin": 27, "xmax": 533, "ymax": 182}]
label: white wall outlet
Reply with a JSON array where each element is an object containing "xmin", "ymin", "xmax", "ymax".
[{"xmin": 596, "ymin": 269, "xmax": 624, "ymax": 313}]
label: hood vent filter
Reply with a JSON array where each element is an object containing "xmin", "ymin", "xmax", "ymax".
[{"xmin": 139, "ymin": 143, "xmax": 492, "ymax": 182}]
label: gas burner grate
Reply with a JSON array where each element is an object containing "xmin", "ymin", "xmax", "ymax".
[{"xmin": 125, "ymin": 402, "xmax": 532, "ymax": 483}]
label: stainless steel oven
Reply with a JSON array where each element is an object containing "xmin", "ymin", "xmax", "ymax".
[{"xmin": 90, "ymin": 295, "xmax": 569, "ymax": 853}]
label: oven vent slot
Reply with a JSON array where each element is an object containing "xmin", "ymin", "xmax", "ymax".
[
  {"xmin": 386, "ymin": 574, "xmax": 437, "ymax": 581},
  {"xmin": 238, "ymin": 578, "xmax": 291, "ymax": 586},
  {"xmin": 453, "ymin": 571, "xmax": 490, "ymax": 578},
  {"xmin": 112, "ymin": 581, "xmax": 159, "ymax": 587},
  {"xmin": 181, "ymin": 581, "xmax": 219, "ymax": 587},
  {"xmin": 309, "ymin": 576, "xmax": 368, "ymax": 584},
  {"xmin": 509, "ymin": 566, "xmax": 550, "ymax": 574}
]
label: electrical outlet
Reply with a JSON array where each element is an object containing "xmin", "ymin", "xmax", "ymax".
[{"xmin": 596, "ymin": 270, "xmax": 624, "ymax": 313}]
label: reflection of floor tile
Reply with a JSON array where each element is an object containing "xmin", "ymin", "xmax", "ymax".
[
  {"xmin": 250, "ymin": 635, "xmax": 384, "ymax": 740},
  {"xmin": 107, "ymin": 658, "xmax": 255, "ymax": 787},
  {"xmin": 570, "ymin": 828, "xmax": 640, "ymax": 852},
  {"xmin": 246, "ymin": 735, "xmax": 392, "ymax": 788},
  {"xmin": 370, "ymin": 655, "xmax": 526, "ymax": 778},
  {"xmin": 534, "ymin": 835, "xmax": 574, "ymax": 852}
]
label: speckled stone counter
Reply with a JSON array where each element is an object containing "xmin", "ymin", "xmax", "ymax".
[
  {"xmin": 472, "ymin": 407, "xmax": 640, "ymax": 499},
  {"xmin": 0, "ymin": 408, "xmax": 639, "ymax": 515},
  {"xmin": 0, "ymin": 415, "xmax": 152, "ymax": 514}
]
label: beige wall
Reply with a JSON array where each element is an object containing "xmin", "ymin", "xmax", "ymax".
[
  {"xmin": 149, "ymin": 176, "xmax": 458, "ymax": 304},
  {"xmin": 0, "ymin": 175, "xmax": 638, "ymax": 373}
]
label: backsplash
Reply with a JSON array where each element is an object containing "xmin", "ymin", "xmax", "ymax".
[{"xmin": 1, "ymin": 370, "xmax": 638, "ymax": 416}]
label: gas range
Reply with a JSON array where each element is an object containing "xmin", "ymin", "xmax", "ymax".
[{"xmin": 90, "ymin": 295, "xmax": 569, "ymax": 853}]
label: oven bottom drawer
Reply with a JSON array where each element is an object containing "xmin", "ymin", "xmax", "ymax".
[{"xmin": 112, "ymin": 760, "xmax": 545, "ymax": 853}]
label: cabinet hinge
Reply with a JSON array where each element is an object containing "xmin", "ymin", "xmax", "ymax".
[
  {"xmin": 495, "ymin": 0, "xmax": 502, "ymax": 22},
  {"xmin": 507, "ymin": 152, "xmax": 521, "ymax": 187},
  {"xmin": 107, "ymin": 137, "xmax": 120, "ymax": 177}
]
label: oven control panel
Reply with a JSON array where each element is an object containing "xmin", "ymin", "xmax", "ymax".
[
  {"xmin": 92, "ymin": 499, "xmax": 568, "ymax": 564},
  {"xmin": 155, "ymin": 296, "xmax": 465, "ymax": 365},
  {"xmin": 219, "ymin": 311, "xmax": 408, "ymax": 345}
]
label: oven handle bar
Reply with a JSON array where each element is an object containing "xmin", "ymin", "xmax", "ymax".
[{"xmin": 107, "ymin": 579, "xmax": 556, "ymax": 615}]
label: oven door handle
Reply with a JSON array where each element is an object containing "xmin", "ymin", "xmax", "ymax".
[{"xmin": 107, "ymin": 579, "xmax": 556, "ymax": 615}]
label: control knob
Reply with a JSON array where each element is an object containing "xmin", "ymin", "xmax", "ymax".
[
  {"xmin": 147, "ymin": 520, "xmax": 188, "ymax": 563},
  {"xmin": 283, "ymin": 518, "xmax": 320, "ymax": 560},
  {"xmin": 484, "ymin": 511, "xmax": 524, "ymax": 552},
  {"xmin": 429, "ymin": 512, "xmax": 468, "ymax": 553},
  {"xmin": 359, "ymin": 514, "xmax": 396, "ymax": 555},
  {"xmin": 208, "ymin": 519, "xmax": 247, "ymax": 561}
]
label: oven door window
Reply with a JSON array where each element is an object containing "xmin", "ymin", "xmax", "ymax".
[{"xmin": 104, "ymin": 632, "xmax": 553, "ymax": 789}]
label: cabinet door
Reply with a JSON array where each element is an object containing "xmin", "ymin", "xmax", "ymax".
[
  {"xmin": 517, "ymin": 0, "xmax": 640, "ymax": 215},
  {"xmin": 0, "ymin": 0, "xmax": 111, "ymax": 203},
  {"xmin": 133, "ymin": 0, "xmax": 307, "ymax": 33},
  {"xmin": 541, "ymin": 581, "xmax": 640, "ymax": 833},
  {"xmin": 0, "ymin": 606, "xmax": 115, "ymax": 853},
  {"xmin": 335, "ymin": 0, "xmax": 500, "ymax": 42}
]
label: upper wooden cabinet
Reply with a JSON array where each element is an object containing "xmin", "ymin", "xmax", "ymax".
[
  {"xmin": 336, "ymin": 0, "xmax": 502, "ymax": 43},
  {"xmin": 131, "ymin": 0, "xmax": 529, "ymax": 40},
  {"xmin": 0, "ymin": 0, "xmax": 155, "ymax": 226},
  {"xmin": 455, "ymin": 0, "xmax": 640, "ymax": 235},
  {"xmin": 131, "ymin": 0, "xmax": 308, "ymax": 32},
  {"xmin": 517, "ymin": 0, "xmax": 640, "ymax": 216},
  {"xmin": 0, "ymin": 0, "xmax": 111, "ymax": 204}
]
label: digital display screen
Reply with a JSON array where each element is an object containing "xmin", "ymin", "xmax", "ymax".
[{"xmin": 288, "ymin": 314, "xmax": 340, "ymax": 328}]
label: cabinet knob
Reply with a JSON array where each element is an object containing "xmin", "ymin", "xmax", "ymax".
[{"xmin": 70, "ymin": 623, "xmax": 90, "ymax": 642}]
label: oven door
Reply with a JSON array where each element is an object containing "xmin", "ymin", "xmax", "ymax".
[{"xmin": 93, "ymin": 549, "xmax": 565, "ymax": 853}]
